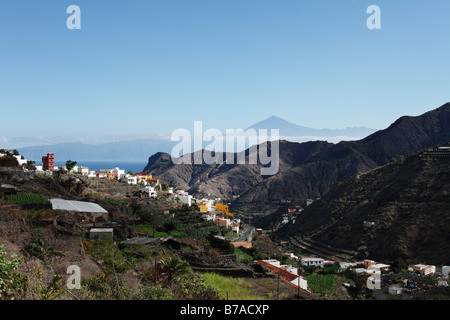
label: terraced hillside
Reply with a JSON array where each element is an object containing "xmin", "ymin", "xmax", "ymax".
[{"xmin": 278, "ymin": 142, "xmax": 450, "ymax": 265}]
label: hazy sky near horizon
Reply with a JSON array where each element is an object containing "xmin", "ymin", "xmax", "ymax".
[{"xmin": 1, "ymin": 0, "xmax": 450, "ymax": 147}]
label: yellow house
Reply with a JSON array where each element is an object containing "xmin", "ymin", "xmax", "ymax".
[{"xmin": 198, "ymin": 204, "xmax": 208, "ymax": 213}]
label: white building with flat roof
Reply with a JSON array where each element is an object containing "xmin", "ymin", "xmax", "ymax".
[
  {"xmin": 301, "ymin": 257, "xmax": 325, "ymax": 268},
  {"xmin": 178, "ymin": 194, "xmax": 192, "ymax": 206},
  {"xmin": 123, "ymin": 174, "xmax": 137, "ymax": 185},
  {"xmin": 50, "ymin": 199, "xmax": 108, "ymax": 213}
]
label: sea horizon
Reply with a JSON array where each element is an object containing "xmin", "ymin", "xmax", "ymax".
[{"xmin": 54, "ymin": 160, "xmax": 148, "ymax": 174}]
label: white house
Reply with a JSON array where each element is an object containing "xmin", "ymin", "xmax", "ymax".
[
  {"xmin": 113, "ymin": 167, "xmax": 125, "ymax": 180},
  {"xmin": 0, "ymin": 151, "xmax": 28, "ymax": 167},
  {"xmin": 96, "ymin": 172, "xmax": 107, "ymax": 179},
  {"xmin": 232, "ymin": 222, "xmax": 240, "ymax": 234},
  {"xmin": 290, "ymin": 276, "xmax": 309, "ymax": 292},
  {"xmin": 14, "ymin": 155, "xmax": 28, "ymax": 166},
  {"xmin": 196, "ymin": 198, "xmax": 214, "ymax": 212},
  {"xmin": 178, "ymin": 194, "xmax": 192, "ymax": 206},
  {"xmin": 442, "ymin": 266, "xmax": 450, "ymax": 278},
  {"xmin": 203, "ymin": 212, "xmax": 216, "ymax": 222},
  {"xmin": 141, "ymin": 186, "xmax": 157, "ymax": 199},
  {"xmin": 301, "ymin": 257, "xmax": 325, "ymax": 268},
  {"xmin": 125, "ymin": 175, "xmax": 137, "ymax": 185}
]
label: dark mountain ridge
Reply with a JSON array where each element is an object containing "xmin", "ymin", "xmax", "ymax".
[
  {"xmin": 346, "ymin": 103, "xmax": 450, "ymax": 164},
  {"xmin": 143, "ymin": 103, "xmax": 450, "ymax": 204}
]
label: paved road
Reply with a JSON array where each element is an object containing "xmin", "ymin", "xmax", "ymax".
[{"xmin": 233, "ymin": 225, "xmax": 255, "ymax": 242}]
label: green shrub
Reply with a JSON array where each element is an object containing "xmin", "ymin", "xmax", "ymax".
[
  {"xmin": 169, "ymin": 230, "xmax": 188, "ymax": 238},
  {"xmin": 98, "ymin": 197, "xmax": 128, "ymax": 207},
  {"xmin": 0, "ymin": 244, "xmax": 28, "ymax": 300},
  {"xmin": 133, "ymin": 285, "xmax": 175, "ymax": 300},
  {"xmin": 234, "ymin": 248, "xmax": 253, "ymax": 263},
  {"xmin": 198, "ymin": 272, "xmax": 266, "ymax": 300},
  {"xmin": 91, "ymin": 239, "xmax": 130, "ymax": 273},
  {"xmin": 21, "ymin": 209, "xmax": 61, "ymax": 220},
  {"xmin": 131, "ymin": 225, "xmax": 168, "ymax": 238}
]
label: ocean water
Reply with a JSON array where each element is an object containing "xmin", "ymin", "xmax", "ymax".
[{"xmin": 55, "ymin": 161, "xmax": 147, "ymax": 174}]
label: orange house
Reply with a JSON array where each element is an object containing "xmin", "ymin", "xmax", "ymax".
[{"xmin": 215, "ymin": 203, "xmax": 234, "ymax": 218}]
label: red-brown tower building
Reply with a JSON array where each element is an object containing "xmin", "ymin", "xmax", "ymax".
[{"xmin": 42, "ymin": 153, "xmax": 55, "ymax": 170}]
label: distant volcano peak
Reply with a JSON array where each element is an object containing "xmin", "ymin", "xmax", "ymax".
[{"xmin": 248, "ymin": 116, "xmax": 376, "ymax": 140}]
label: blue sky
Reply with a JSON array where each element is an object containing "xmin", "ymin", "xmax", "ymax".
[{"xmin": 1, "ymin": 0, "xmax": 450, "ymax": 147}]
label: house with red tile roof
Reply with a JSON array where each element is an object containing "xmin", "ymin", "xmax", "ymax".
[{"xmin": 255, "ymin": 259, "xmax": 311, "ymax": 293}]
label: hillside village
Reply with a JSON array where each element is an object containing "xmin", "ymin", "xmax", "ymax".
[
  {"xmin": 1, "ymin": 150, "xmax": 243, "ymax": 236},
  {"xmin": 1, "ymin": 148, "xmax": 450, "ymax": 300}
]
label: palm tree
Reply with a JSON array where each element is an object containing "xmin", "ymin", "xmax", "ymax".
[{"xmin": 159, "ymin": 258, "xmax": 190, "ymax": 283}]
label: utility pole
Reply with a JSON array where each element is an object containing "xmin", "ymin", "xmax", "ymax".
[
  {"xmin": 277, "ymin": 274, "xmax": 280, "ymax": 300},
  {"xmin": 154, "ymin": 246, "xmax": 158, "ymax": 287}
]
